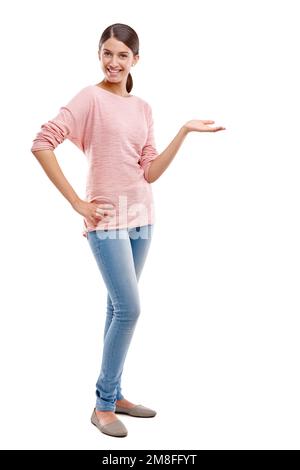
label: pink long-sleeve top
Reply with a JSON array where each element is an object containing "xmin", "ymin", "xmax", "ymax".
[{"xmin": 31, "ymin": 84, "xmax": 159, "ymax": 237}]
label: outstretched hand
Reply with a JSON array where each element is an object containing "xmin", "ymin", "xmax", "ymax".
[{"xmin": 184, "ymin": 120, "xmax": 226, "ymax": 133}]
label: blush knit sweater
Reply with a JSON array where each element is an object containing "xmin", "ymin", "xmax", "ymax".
[{"xmin": 31, "ymin": 84, "xmax": 159, "ymax": 237}]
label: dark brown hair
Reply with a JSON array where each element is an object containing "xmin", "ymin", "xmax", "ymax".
[{"xmin": 98, "ymin": 23, "xmax": 139, "ymax": 93}]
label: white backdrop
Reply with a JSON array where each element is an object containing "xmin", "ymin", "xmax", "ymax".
[{"xmin": 0, "ymin": 0, "xmax": 299, "ymax": 450}]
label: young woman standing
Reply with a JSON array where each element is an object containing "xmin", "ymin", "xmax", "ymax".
[{"xmin": 31, "ymin": 23, "xmax": 226, "ymax": 438}]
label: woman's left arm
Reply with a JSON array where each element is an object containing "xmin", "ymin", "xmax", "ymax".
[{"xmin": 147, "ymin": 120, "xmax": 226, "ymax": 183}]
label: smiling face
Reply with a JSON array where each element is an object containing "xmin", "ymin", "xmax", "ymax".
[{"xmin": 98, "ymin": 36, "xmax": 139, "ymax": 84}]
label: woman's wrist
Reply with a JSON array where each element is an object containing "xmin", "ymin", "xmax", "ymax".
[
  {"xmin": 70, "ymin": 197, "xmax": 82, "ymax": 210},
  {"xmin": 181, "ymin": 125, "xmax": 190, "ymax": 136}
]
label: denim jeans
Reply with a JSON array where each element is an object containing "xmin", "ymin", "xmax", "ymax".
[{"xmin": 86, "ymin": 224, "xmax": 154, "ymax": 411}]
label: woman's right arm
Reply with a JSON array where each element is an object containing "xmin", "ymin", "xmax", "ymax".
[
  {"xmin": 31, "ymin": 149, "xmax": 114, "ymax": 226},
  {"xmin": 31, "ymin": 149, "xmax": 81, "ymax": 207}
]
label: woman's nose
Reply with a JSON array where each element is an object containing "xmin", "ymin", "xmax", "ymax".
[{"xmin": 110, "ymin": 58, "xmax": 119, "ymax": 67}]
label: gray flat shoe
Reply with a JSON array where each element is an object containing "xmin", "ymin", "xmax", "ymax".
[
  {"xmin": 115, "ymin": 404, "xmax": 157, "ymax": 417},
  {"xmin": 90, "ymin": 408, "xmax": 128, "ymax": 437}
]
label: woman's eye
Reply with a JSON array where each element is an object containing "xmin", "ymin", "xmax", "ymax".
[{"xmin": 104, "ymin": 52, "xmax": 127, "ymax": 58}]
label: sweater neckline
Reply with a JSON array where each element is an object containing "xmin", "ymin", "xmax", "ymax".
[{"xmin": 93, "ymin": 84, "xmax": 134, "ymax": 99}]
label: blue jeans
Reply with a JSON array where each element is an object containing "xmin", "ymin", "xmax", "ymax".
[{"xmin": 86, "ymin": 224, "xmax": 154, "ymax": 411}]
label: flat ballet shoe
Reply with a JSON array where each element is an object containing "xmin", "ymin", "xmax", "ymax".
[
  {"xmin": 115, "ymin": 404, "xmax": 156, "ymax": 417},
  {"xmin": 90, "ymin": 408, "xmax": 128, "ymax": 437}
]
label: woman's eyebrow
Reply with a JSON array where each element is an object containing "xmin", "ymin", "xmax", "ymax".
[{"xmin": 103, "ymin": 48, "xmax": 129, "ymax": 53}]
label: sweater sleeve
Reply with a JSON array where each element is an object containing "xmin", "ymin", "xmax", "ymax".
[
  {"xmin": 31, "ymin": 87, "xmax": 90, "ymax": 153},
  {"xmin": 139, "ymin": 103, "xmax": 159, "ymax": 182}
]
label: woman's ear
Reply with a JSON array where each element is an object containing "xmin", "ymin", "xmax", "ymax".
[{"xmin": 133, "ymin": 55, "xmax": 139, "ymax": 66}]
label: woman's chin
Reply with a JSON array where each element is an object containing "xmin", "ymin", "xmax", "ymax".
[{"xmin": 106, "ymin": 76, "xmax": 121, "ymax": 83}]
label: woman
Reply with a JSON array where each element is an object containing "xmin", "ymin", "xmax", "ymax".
[{"xmin": 31, "ymin": 23, "xmax": 226, "ymax": 438}]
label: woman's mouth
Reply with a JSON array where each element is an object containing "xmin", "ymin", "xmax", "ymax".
[{"xmin": 107, "ymin": 68, "xmax": 122, "ymax": 75}]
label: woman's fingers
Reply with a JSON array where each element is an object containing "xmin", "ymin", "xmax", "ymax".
[
  {"xmin": 96, "ymin": 203, "xmax": 115, "ymax": 217},
  {"xmin": 84, "ymin": 202, "xmax": 115, "ymax": 226},
  {"xmin": 95, "ymin": 208, "xmax": 114, "ymax": 217},
  {"xmin": 211, "ymin": 126, "xmax": 226, "ymax": 131},
  {"xmin": 96, "ymin": 203, "xmax": 114, "ymax": 212}
]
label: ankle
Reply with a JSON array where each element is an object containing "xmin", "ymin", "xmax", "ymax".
[{"xmin": 96, "ymin": 410, "xmax": 115, "ymax": 415}]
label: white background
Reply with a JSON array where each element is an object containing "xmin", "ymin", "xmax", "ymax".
[{"xmin": 0, "ymin": 0, "xmax": 299, "ymax": 450}]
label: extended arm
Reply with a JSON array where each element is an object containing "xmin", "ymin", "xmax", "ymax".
[
  {"xmin": 147, "ymin": 126, "xmax": 189, "ymax": 183},
  {"xmin": 147, "ymin": 120, "xmax": 226, "ymax": 183}
]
